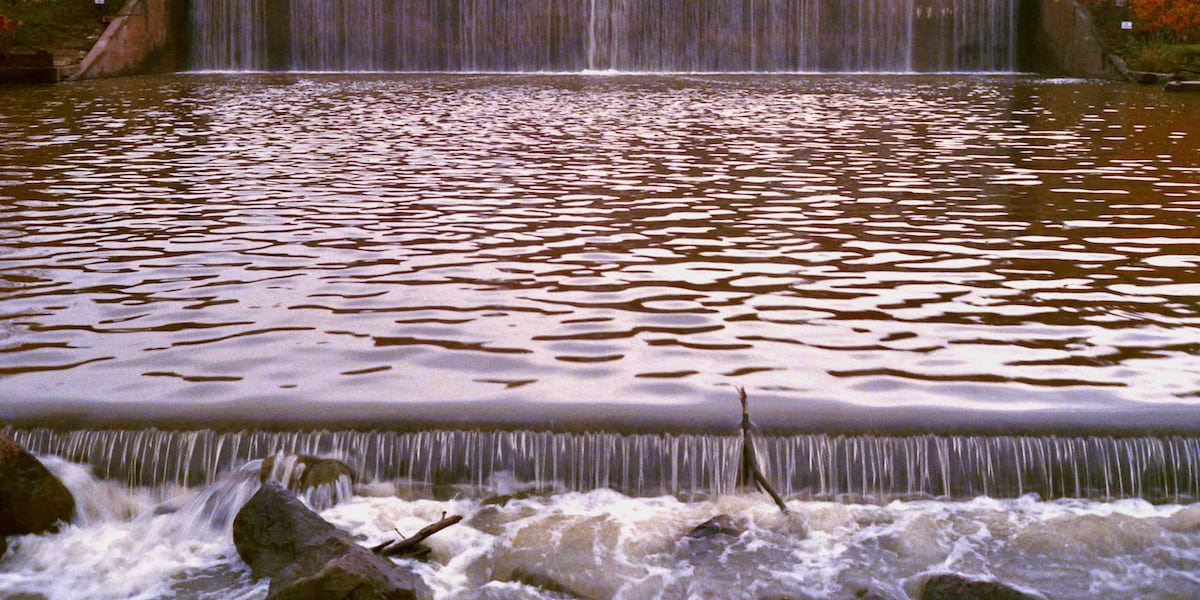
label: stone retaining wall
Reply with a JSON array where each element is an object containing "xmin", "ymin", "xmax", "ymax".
[
  {"xmin": 1019, "ymin": 0, "xmax": 1118, "ymax": 78},
  {"xmin": 0, "ymin": 51, "xmax": 60, "ymax": 83},
  {"xmin": 71, "ymin": 0, "xmax": 185, "ymax": 80}
]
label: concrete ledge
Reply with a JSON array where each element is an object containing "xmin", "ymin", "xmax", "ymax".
[
  {"xmin": 71, "ymin": 0, "xmax": 182, "ymax": 80},
  {"xmin": 1020, "ymin": 0, "xmax": 1119, "ymax": 78},
  {"xmin": 1164, "ymin": 80, "xmax": 1200, "ymax": 93},
  {"xmin": 0, "ymin": 51, "xmax": 60, "ymax": 83}
]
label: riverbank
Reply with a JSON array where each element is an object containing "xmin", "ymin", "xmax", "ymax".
[
  {"xmin": 1078, "ymin": 0, "xmax": 1200, "ymax": 78},
  {"xmin": 0, "ymin": 0, "xmax": 118, "ymax": 76}
]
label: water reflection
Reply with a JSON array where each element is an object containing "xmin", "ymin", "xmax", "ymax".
[{"xmin": 0, "ymin": 74, "xmax": 1197, "ymax": 429}]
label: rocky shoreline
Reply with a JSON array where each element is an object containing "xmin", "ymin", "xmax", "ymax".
[{"xmin": 1109, "ymin": 54, "xmax": 1200, "ymax": 91}]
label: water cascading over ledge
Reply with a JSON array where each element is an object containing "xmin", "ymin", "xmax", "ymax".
[
  {"xmin": 188, "ymin": 0, "xmax": 1017, "ymax": 72},
  {"xmin": 8, "ymin": 428, "xmax": 1200, "ymax": 503}
]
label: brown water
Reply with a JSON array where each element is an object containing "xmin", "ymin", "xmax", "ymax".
[{"xmin": 1, "ymin": 74, "xmax": 1198, "ymax": 431}]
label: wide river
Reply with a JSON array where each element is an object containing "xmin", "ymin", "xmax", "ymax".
[
  {"xmin": 2, "ymin": 74, "xmax": 1200, "ymax": 600},
  {"xmin": 2, "ymin": 73, "xmax": 1198, "ymax": 432}
]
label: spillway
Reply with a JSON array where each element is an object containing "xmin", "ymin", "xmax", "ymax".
[
  {"xmin": 189, "ymin": 0, "xmax": 1017, "ymax": 72},
  {"xmin": 9, "ymin": 427, "xmax": 1199, "ymax": 503}
]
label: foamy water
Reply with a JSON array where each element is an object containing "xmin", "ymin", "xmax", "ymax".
[
  {"xmin": 4, "ymin": 456, "xmax": 1200, "ymax": 599},
  {"xmin": 0, "ymin": 458, "xmax": 264, "ymax": 600}
]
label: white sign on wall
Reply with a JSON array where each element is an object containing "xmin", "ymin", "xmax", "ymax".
[{"xmin": 1121, "ymin": 21, "xmax": 1133, "ymax": 30}]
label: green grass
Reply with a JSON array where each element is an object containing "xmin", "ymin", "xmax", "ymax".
[
  {"xmin": 1125, "ymin": 42, "xmax": 1200, "ymax": 73},
  {"xmin": 0, "ymin": 0, "xmax": 120, "ymax": 55},
  {"xmin": 1078, "ymin": 2, "xmax": 1200, "ymax": 74}
]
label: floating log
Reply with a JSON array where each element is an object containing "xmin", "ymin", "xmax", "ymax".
[{"xmin": 372, "ymin": 512, "xmax": 464, "ymax": 558}]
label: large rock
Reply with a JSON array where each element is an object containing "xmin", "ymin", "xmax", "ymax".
[
  {"xmin": 260, "ymin": 453, "xmax": 355, "ymax": 510},
  {"xmin": 921, "ymin": 573, "xmax": 1040, "ymax": 600},
  {"xmin": 1129, "ymin": 71, "xmax": 1165, "ymax": 85},
  {"xmin": 0, "ymin": 434, "xmax": 75, "ymax": 537},
  {"xmin": 233, "ymin": 481, "xmax": 426, "ymax": 600}
]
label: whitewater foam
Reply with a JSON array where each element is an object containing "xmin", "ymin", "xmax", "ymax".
[{"xmin": 4, "ymin": 456, "xmax": 1200, "ymax": 599}]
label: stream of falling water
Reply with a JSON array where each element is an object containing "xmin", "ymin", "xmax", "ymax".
[
  {"xmin": 189, "ymin": 0, "xmax": 1016, "ymax": 72},
  {"xmin": 8, "ymin": 428, "xmax": 1200, "ymax": 503}
]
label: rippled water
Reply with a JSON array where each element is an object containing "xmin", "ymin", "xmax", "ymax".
[{"xmin": 1, "ymin": 74, "xmax": 1198, "ymax": 431}]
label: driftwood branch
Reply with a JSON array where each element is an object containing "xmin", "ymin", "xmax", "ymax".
[
  {"xmin": 371, "ymin": 512, "xmax": 464, "ymax": 558},
  {"xmin": 737, "ymin": 387, "xmax": 789, "ymax": 514}
]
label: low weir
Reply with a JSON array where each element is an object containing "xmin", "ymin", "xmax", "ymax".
[
  {"xmin": 189, "ymin": 0, "xmax": 1017, "ymax": 72},
  {"xmin": 9, "ymin": 428, "xmax": 1200, "ymax": 503}
]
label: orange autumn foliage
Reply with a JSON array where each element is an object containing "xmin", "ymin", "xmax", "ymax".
[
  {"xmin": 1080, "ymin": 0, "xmax": 1200, "ymax": 40},
  {"xmin": 1130, "ymin": 0, "xmax": 1200, "ymax": 40}
]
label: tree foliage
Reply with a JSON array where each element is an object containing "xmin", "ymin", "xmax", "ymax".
[
  {"xmin": 1084, "ymin": 0, "xmax": 1200, "ymax": 40},
  {"xmin": 1132, "ymin": 0, "xmax": 1200, "ymax": 40}
]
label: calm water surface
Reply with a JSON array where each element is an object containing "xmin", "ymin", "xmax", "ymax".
[{"xmin": 1, "ymin": 74, "xmax": 1198, "ymax": 431}]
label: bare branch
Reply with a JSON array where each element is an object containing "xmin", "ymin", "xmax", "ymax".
[
  {"xmin": 737, "ymin": 388, "xmax": 789, "ymax": 514},
  {"xmin": 373, "ymin": 514, "xmax": 464, "ymax": 558}
]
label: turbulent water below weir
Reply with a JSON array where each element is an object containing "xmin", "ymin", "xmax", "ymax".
[{"xmin": 2, "ymin": 450, "xmax": 1200, "ymax": 599}]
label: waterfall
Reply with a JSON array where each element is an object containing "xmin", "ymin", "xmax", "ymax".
[
  {"xmin": 9, "ymin": 428, "xmax": 1200, "ymax": 503},
  {"xmin": 188, "ymin": 0, "xmax": 1017, "ymax": 72}
]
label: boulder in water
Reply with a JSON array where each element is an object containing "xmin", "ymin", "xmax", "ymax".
[
  {"xmin": 233, "ymin": 481, "xmax": 426, "ymax": 599},
  {"xmin": 0, "ymin": 434, "xmax": 75, "ymax": 537},
  {"xmin": 260, "ymin": 453, "xmax": 355, "ymax": 510},
  {"xmin": 920, "ymin": 573, "xmax": 1041, "ymax": 600},
  {"xmin": 686, "ymin": 514, "xmax": 745, "ymax": 539},
  {"xmin": 1164, "ymin": 80, "xmax": 1200, "ymax": 93},
  {"xmin": 1130, "ymin": 71, "xmax": 1164, "ymax": 85},
  {"xmin": 270, "ymin": 550, "xmax": 420, "ymax": 600},
  {"xmin": 492, "ymin": 513, "xmax": 641, "ymax": 599}
]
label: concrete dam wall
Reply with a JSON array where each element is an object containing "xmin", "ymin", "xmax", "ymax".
[{"xmin": 74, "ymin": 0, "xmax": 1115, "ymax": 78}]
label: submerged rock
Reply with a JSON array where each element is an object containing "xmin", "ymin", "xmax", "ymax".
[
  {"xmin": 0, "ymin": 434, "xmax": 75, "ymax": 537},
  {"xmin": 233, "ymin": 481, "xmax": 426, "ymax": 600},
  {"xmin": 1164, "ymin": 80, "xmax": 1200, "ymax": 93},
  {"xmin": 260, "ymin": 453, "xmax": 355, "ymax": 510},
  {"xmin": 507, "ymin": 569, "xmax": 588, "ymax": 599},
  {"xmin": 920, "ymin": 573, "xmax": 1041, "ymax": 600},
  {"xmin": 1129, "ymin": 71, "xmax": 1164, "ymax": 85},
  {"xmin": 851, "ymin": 586, "xmax": 889, "ymax": 600},
  {"xmin": 492, "ymin": 513, "xmax": 644, "ymax": 599},
  {"xmin": 686, "ymin": 514, "xmax": 745, "ymax": 539}
]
